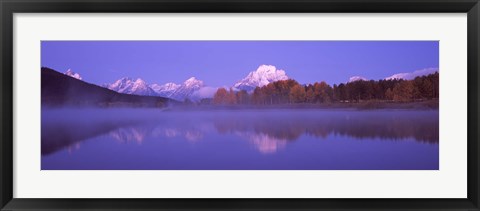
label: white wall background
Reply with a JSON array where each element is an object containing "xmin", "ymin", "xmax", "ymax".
[{"xmin": 13, "ymin": 13, "xmax": 467, "ymax": 198}]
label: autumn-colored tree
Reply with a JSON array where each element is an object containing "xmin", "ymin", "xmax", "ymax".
[
  {"xmin": 289, "ymin": 84, "xmax": 306, "ymax": 103},
  {"xmin": 335, "ymin": 83, "xmax": 347, "ymax": 102},
  {"xmin": 213, "ymin": 88, "xmax": 228, "ymax": 104},
  {"xmin": 236, "ymin": 90, "xmax": 249, "ymax": 104},
  {"xmin": 412, "ymin": 77, "xmax": 424, "ymax": 100},
  {"xmin": 227, "ymin": 88, "xmax": 237, "ymax": 104},
  {"xmin": 313, "ymin": 81, "xmax": 333, "ymax": 103},
  {"xmin": 273, "ymin": 80, "xmax": 287, "ymax": 103},
  {"xmin": 332, "ymin": 84, "xmax": 338, "ymax": 102},
  {"xmin": 431, "ymin": 72, "xmax": 439, "ymax": 98},
  {"xmin": 305, "ymin": 85, "xmax": 316, "ymax": 103},
  {"xmin": 252, "ymin": 87, "xmax": 266, "ymax": 104},
  {"xmin": 422, "ymin": 79, "xmax": 434, "ymax": 99},
  {"xmin": 284, "ymin": 79, "xmax": 301, "ymax": 103},
  {"xmin": 393, "ymin": 80, "xmax": 414, "ymax": 102},
  {"xmin": 264, "ymin": 83, "xmax": 276, "ymax": 104},
  {"xmin": 385, "ymin": 88, "xmax": 394, "ymax": 100}
]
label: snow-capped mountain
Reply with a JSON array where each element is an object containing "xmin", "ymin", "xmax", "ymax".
[
  {"xmin": 385, "ymin": 68, "xmax": 439, "ymax": 80},
  {"xmin": 105, "ymin": 77, "xmax": 157, "ymax": 96},
  {"xmin": 65, "ymin": 69, "xmax": 82, "ymax": 80},
  {"xmin": 348, "ymin": 76, "xmax": 367, "ymax": 83},
  {"xmin": 150, "ymin": 82, "xmax": 180, "ymax": 97},
  {"xmin": 149, "ymin": 77, "xmax": 205, "ymax": 101},
  {"xmin": 233, "ymin": 65, "xmax": 289, "ymax": 92},
  {"xmin": 169, "ymin": 77, "xmax": 205, "ymax": 101}
]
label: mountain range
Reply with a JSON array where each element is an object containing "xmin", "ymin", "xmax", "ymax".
[
  {"xmin": 105, "ymin": 76, "xmax": 205, "ymax": 101},
  {"xmin": 151, "ymin": 77, "xmax": 205, "ymax": 101},
  {"xmin": 103, "ymin": 65, "xmax": 289, "ymax": 101},
  {"xmin": 65, "ymin": 65, "xmax": 439, "ymax": 101},
  {"xmin": 104, "ymin": 78, "xmax": 158, "ymax": 96}
]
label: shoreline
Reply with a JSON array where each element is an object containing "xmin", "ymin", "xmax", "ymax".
[
  {"xmin": 169, "ymin": 100, "xmax": 439, "ymax": 111},
  {"xmin": 42, "ymin": 100, "xmax": 439, "ymax": 111}
]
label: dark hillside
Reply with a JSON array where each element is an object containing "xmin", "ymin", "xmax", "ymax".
[{"xmin": 41, "ymin": 67, "xmax": 177, "ymax": 107}]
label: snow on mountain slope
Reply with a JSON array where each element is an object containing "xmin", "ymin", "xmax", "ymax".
[
  {"xmin": 149, "ymin": 77, "xmax": 205, "ymax": 101},
  {"xmin": 105, "ymin": 77, "xmax": 157, "ymax": 96},
  {"xmin": 348, "ymin": 76, "xmax": 367, "ymax": 83},
  {"xmin": 169, "ymin": 77, "xmax": 205, "ymax": 101},
  {"xmin": 233, "ymin": 65, "xmax": 289, "ymax": 92},
  {"xmin": 385, "ymin": 68, "xmax": 439, "ymax": 80},
  {"xmin": 150, "ymin": 82, "xmax": 180, "ymax": 97},
  {"xmin": 65, "ymin": 69, "xmax": 82, "ymax": 80}
]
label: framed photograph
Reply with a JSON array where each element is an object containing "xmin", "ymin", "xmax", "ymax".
[{"xmin": 1, "ymin": 0, "xmax": 479, "ymax": 210}]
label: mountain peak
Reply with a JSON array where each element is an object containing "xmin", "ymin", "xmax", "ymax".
[
  {"xmin": 117, "ymin": 77, "xmax": 133, "ymax": 82},
  {"xmin": 64, "ymin": 69, "xmax": 82, "ymax": 80},
  {"xmin": 234, "ymin": 64, "xmax": 289, "ymax": 92},
  {"xmin": 186, "ymin": 76, "xmax": 197, "ymax": 81},
  {"xmin": 255, "ymin": 64, "xmax": 278, "ymax": 74},
  {"xmin": 106, "ymin": 77, "xmax": 156, "ymax": 96},
  {"xmin": 135, "ymin": 78, "xmax": 147, "ymax": 84},
  {"xmin": 150, "ymin": 82, "xmax": 180, "ymax": 95},
  {"xmin": 348, "ymin": 76, "xmax": 367, "ymax": 83},
  {"xmin": 183, "ymin": 77, "xmax": 204, "ymax": 87}
]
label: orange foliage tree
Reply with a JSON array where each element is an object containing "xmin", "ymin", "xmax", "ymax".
[{"xmin": 213, "ymin": 88, "xmax": 228, "ymax": 104}]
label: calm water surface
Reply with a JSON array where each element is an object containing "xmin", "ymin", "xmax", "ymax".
[{"xmin": 41, "ymin": 109, "xmax": 439, "ymax": 170}]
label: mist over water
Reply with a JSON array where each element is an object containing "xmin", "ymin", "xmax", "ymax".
[{"xmin": 41, "ymin": 108, "xmax": 439, "ymax": 170}]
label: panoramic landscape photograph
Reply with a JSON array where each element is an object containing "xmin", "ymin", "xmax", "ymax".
[{"xmin": 41, "ymin": 41, "xmax": 439, "ymax": 170}]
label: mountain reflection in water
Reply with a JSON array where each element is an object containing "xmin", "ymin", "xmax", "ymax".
[{"xmin": 42, "ymin": 109, "xmax": 439, "ymax": 170}]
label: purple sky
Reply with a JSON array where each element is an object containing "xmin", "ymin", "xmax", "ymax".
[{"xmin": 41, "ymin": 41, "xmax": 438, "ymax": 87}]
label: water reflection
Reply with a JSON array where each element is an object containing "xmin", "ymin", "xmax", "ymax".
[
  {"xmin": 42, "ymin": 109, "xmax": 438, "ymax": 156},
  {"xmin": 240, "ymin": 132, "xmax": 288, "ymax": 154},
  {"xmin": 214, "ymin": 111, "xmax": 438, "ymax": 144}
]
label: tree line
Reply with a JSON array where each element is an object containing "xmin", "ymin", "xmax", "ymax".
[{"xmin": 211, "ymin": 72, "xmax": 438, "ymax": 105}]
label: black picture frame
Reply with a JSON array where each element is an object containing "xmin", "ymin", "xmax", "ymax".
[{"xmin": 1, "ymin": 0, "xmax": 479, "ymax": 210}]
